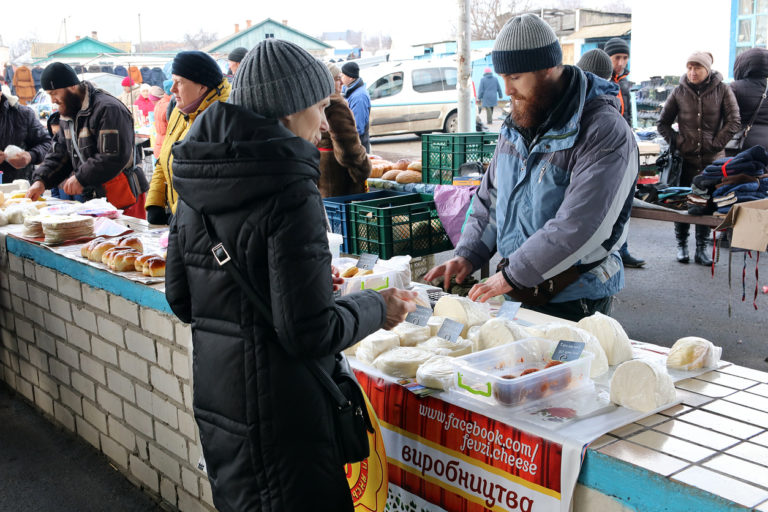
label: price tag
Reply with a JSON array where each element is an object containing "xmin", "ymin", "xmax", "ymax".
[
  {"xmin": 497, "ymin": 301, "xmax": 522, "ymax": 320},
  {"xmin": 405, "ymin": 305, "xmax": 432, "ymax": 327},
  {"xmin": 356, "ymin": 253, "xmax": 379, "ymax": 270},
  {"xmin": 552, "ymin": 340, "xmax": 585, "ymax": 362},
  {"xmin": 437, "ymin": 318, "xmax": 464, "ymax": 343}
]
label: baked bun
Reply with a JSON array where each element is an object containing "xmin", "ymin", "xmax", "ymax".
[
  {"xmin": 89, "ymin": 241, "xmax": 117, "ymax": 262},
  {"xmin": 143, "ymin": 256, "xmax": 166, "ymax": 277},
  {"xmin": 116, "ymin": 236, "xmax": 143, "ymax": 252},
  {"xmin": 135, "ymin": 254, "xmax": 157, "ymax": 272},
  {"xmin": 103, "ymin": 246, "xmax": 133, "ymax": 266},
  {"xmin": 396, "ymin": 170, "xmax": 421, "ymax": 184},
  {"xmin": 113, "ymin": 251, "xmax": 141, "ymax": 272},
  {"xmin": 407, "ymin": 161, "xmax": 422, "ymax": 171},
  {"xmin": 394, "ymin": 159, "xmax": 412, "ymax": 170},
  {"xmin": 382, "ymin": 169, "xmax": 402, "ymax": 181},
  {"xmin": 81, "ymin": 237, "xmax": 106, "ymax": 259}
]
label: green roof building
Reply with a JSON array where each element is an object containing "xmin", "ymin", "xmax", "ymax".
[{"xmin": 206, "ymin": 18, "xmax": 331, "ymax": 58}]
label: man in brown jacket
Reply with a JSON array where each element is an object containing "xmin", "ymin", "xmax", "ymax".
[{"xmin": 317, "ymin": 63, "xmax": 371, "ymax": 198}]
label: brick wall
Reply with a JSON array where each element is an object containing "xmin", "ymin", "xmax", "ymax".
[{"xmin": 0, "ymin": 235, "xmax": 216, "ymax": 512}]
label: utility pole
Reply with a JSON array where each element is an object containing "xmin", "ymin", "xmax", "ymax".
[
  {"xmin": 63, "ymin": 17, "xmax": 68, "ymax": 43},
  {"xmin": 457, "ymin": 0, "xmax": 473, "ymax": 132},
  {"xmin": 138, "ymin": 13, "xmax": 143, "ymax": 54}
]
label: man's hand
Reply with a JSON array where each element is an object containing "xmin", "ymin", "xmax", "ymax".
[
  {"xmin": 25, "ymin": 181, "xmax": 46, "ymax": 200},
  {"xmin": 0, "ymin": 150, "xmax": 5, "ymax": 165},
  {"xmin": 378, "ymin": 288, "xmax": 418, "ymax": 330},
  {"xmin": 468, "ymin": 271, "xmax": 513, "ymax": 303},
  {"xmin": 424, "ymin": 256, "xmax": 473, "ymax": 291},
  {"xmin": 331, "ymin": 265, "xmax": 344, "ymax": 292},
  {"xmin": 62, "ymin": 175, "xmax": 84, "ymax": 196},
  {"xmin": 6, "ymin": 151, "xmax": 31, "ymax": 169}
]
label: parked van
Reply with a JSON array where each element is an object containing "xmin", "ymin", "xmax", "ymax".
[{"xmin": 360, "ymin": 59, "xmax": 477, "ymax": 137}]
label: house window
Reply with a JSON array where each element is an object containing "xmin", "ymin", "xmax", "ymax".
[
  {"xmin": 735, "ymin": 0, "xmax": 768, "ymax": 58},
  {"xmin": 265, "ymin": 33, "xmax": 274, "ymax": 39}
]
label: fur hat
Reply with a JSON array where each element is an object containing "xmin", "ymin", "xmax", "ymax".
[{"xmin": 492, "ymin": 14, "xmax": 562, "ymax": 74}]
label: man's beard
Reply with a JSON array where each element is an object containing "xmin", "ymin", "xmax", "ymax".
[
  {"xmin": 58, "ymin": 89, "xmax": 83, "ymax": 117},
  {"xmin": 510, "ymin": 77, "xmax": 558, "ymax": 130}
]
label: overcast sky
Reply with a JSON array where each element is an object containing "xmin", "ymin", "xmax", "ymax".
[{"xmin": 3, "ymin": 0, "xmax": 623, "ymax": 49}]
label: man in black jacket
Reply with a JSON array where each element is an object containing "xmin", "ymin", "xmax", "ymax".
[
  {"xmin": 26, "ymin": 62, "xmax": 134, "ymax": 202},
  {"xmin": 0, "ymin": 85, "xmax": 51, "ymax": 183}
]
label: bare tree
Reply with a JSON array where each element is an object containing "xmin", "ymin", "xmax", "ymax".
[
  {"xmin": 182, "ymin": 30, "xmax": 218, "ymax": 50},
  {"xmin": 10, "ymin": 37, "xmax": 36, "ymax": 60},
  {"xmin": 470, "ymin": 0, "xmax": 531, "ymax": 41}
]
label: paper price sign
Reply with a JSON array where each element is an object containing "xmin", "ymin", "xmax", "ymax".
[
  {"xmin": 405, "ymin": 306, "xmax": 432, "ymax": 327},
  {"xmin": 497, "ymin": 300, "xmax": 522, "ymax": 320},
  {"xmin": 437, "ymin": 318, "xmax": 464, "ymax": 343},
  {"xmin": 552, "ymin": 340, "xmax": 585, "ymax": 362},
  {"xmin": 356, "ymin": 253, "xmax": 379, "ymax": 270}
]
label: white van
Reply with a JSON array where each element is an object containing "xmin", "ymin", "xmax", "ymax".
[{"xmin": 360, "ymin": 59, "xmax": 477, "ymax": 137}]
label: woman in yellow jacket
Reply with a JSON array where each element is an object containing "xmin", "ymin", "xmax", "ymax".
[{"xmin": 145, "ymin": 51, "xmax": 231, "ymax": 224}]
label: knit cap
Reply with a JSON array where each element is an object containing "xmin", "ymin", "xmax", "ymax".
[
  {"xmin": 341, "ymin": 61, "xmax": 360, "ymax": 79},
  {"xmin": 492, "ymin": 14, "xmax": 562, "ymax": 74},
  {"xmin": 121, "ymin": 76, "xmax": 135, "ymax": 87},
  {"xmin": 229, "ymin": 39, "xmax": 334, "ymax": 119},
  {"xmin": 171, "ymin": 51, "xmax": 223, "ymax": 89},
  {"xmin": 687, "ymin": 51, "xmax": 713, "ymax": 73},
  {"xmin": 604, "ymin": 38, "xmax": 630, "ymax": 57},
  {"xmin": 41, "ymin": 62, "xmax": 81, "ymax": 90},
  {"xmin": 576, "ymin": 49, "xmax": 613, "ymax": 80},
  {"xmin": 149, "ymin": 85, "xmax": 164, "ymax": 99},
  {"xmin": 162, "ymin": 79, "xmax": 173, "ymax": 95},
  {"xmin": 228, "ymin": 47, "xmax": 248, "ymax": 63}
]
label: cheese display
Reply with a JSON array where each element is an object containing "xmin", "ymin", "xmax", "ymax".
[
  {"xmin": 392, "ymin": 322, "xmax": 431, "ymax": 347},
  {"xmin": 427, "ymin": 316, "xmax": 445, "ymax": 337},
  {"xmin": 354, "ymin": 330, "xmax": 401, "ymax": 364},
  {"xmin": 433, "ymin": 296, "xmax": 491, "ymax": 337},
  {"xmin": 416, "ymin": 355, "xmax": 456, "ymax": 390},
  {"xmin": 610, "ymin": 360, "xmax": 676, "ymax": 412},
  {"xmin": 534, "ymin": 323, "xmax": 609, "ymax": 377},
  {"xmin": 373, "ymin": 347, "xmax": 435, "ymax": 378},
  {"xmin": 475, "ymin": 318, "xmax": 535, "ymax": 352},
  {"xmin": 417, "ymin": 336, "xmax": 472, "ymax": 357},
  {"xmin": 666, "ymin": 336, "xmax": 721, "ymax": 371},
  {"xmin": 4, "ymin": 203, "xmax": 39, "ymax": 224},
  {"xmin": 577, "ymin": 312, "xmax": 634, "ymax": 365},
  {"xmin": 0, "ymin": 210, "xmax": 8, "ymax": 226}
]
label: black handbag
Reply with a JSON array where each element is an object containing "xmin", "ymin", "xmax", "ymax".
[
  {"xmin": 657, "ymin": 141, "xmax": 683, "ymax": 187},
  {"xmin": 200, "ymin": 212, "xmax": 373, "ymax": 464},
  {"xmin": 725, "ymin": 80, "xmax": 768, "ymax": 156}
]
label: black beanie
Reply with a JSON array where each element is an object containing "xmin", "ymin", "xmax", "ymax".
[
  {"xmin": 40, "ymin": 62, "xmax": 81, "ymax": 90},
  {"xmin": 228, "ymin": 47, "xmax": 248, "ymax": 63},
  {"xmin": 604, "ymin": 38, "xmax": 630, "ymax": 57},
  {"xmin": 171, "ymin": 51, "xmax": 223, "ymax": 89},
  {"xmin": 341, "ymin": 61, "xmax": 360, "ymax": 79}
]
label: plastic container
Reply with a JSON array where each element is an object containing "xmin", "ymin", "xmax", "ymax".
[
  {"xmin": 421, "ymin": 132, "xmax": 498, "ymax": 185},
  {"xmin": 348, "ymin": 193, "xmax": 453, "ymax": 259},
  {"xmin": 451, "ymin": 338, "xmax": 594, "ymax": 408},
  {"xmin": 327, "ymin": 232, "xmax": 343, "ymax": 259},
  {"xmin": 323, "ymin": 190, "xmax": 407, "ymax": 254}
]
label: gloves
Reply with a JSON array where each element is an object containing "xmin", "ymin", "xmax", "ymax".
[{"xmin": 146, "ymin": 205, "xmax": 169, "ymax": 225}]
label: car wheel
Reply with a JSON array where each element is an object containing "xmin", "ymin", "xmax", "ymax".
[{"xmin": 444, "ymin": 112, "xmax": 458, "ymax": 133}]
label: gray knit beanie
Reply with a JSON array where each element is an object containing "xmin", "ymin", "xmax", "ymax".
[
  {"xmin": 492, "ymin": 14, "xmax": 562, "ymax": 74},
  {"xmin": 604, "ymin": 38, "xmax": 630, "ymax": 57},
  {"xmin": 577, "ymin": 49, "xmax": 613, "ymax": 80},
  {"xmin": 229, "ymin": 39, "xmax": 334, "ymax": 119}
]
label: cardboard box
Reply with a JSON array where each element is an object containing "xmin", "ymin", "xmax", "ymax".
[{"xmin": 715, "ymin": 198, "xmax": 768, "ymax": 251}]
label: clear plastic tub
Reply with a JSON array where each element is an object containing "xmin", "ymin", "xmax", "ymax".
[{"xmin": 451, "ymin": 337, "xmax": 594, "ymax": 408}]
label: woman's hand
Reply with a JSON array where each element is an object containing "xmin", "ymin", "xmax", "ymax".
[
  {"xmin": 378, "ymin": 288, "xmax": 418, "ymax": 329},
  {"xmin": 331, "ymin": 265, "xmax": 344, "ymax": 292}
]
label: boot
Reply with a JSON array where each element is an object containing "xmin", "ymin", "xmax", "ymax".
[
  {"xmin": 695, "ymin": 225, "xmax": 713, "ymax": 266},
  {"xmin": 620, "ymin": 244, "xmax": 646, "ymax": 268},
  {"xmin": 674, "ymin": 222, "xmax": 690, "ymax": 263}
]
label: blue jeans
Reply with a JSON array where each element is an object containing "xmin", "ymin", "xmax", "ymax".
[{"xmin": 51, "ymin": 188, "xmax": 87, "ymax": 202}]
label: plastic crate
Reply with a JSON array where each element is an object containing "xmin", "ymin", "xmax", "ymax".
[
  {"xmin": 421, "ymin": 132, "xmax": 499, "ymax": 184},
  {"xmin": 349, "ymin": 193, "xmax": 453, "ymax": 259},
  {"xmin": 323, "ymin": 190, "xmax": 407, "ymax": 254}
]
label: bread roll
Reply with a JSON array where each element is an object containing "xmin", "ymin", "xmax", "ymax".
[
  {"xmin": 89, "ymin": 241, "xmax": 117, "ymax": 262},
  {"xmin": 394, "ymin": 159, "xmax": 412, "ymax": 170},
  {"xmin": 113, "ymin": 251, "xmax": 141, "ymax": 272},
  {"xmin": 407, "ymin": 161, "xmax": 422, "ymax": 171},
  {"xmin": 116, "ymin": 236, "xmax": 143, "ymax": 252},
  {"xmin": 370, "ymin": 164, "xmax": 385, "ymax": 178},
  {"xmin": 396, "ymin": 170, "xmax": 421, "ymax": 184},
  {"xmin": 382, "ymin": 169, "xmax": 402, "ymax": 181},
  {"xmin": 143, "ymin": 256, "xmax": 166, "ymax": 277},
  {"xmin": 81, "ymin": 237, "xmax": 106, "ymax": 259},
  {"xmin": 134, "ymin": 254, "xmax": 156, "ymax": 272},
  {"xmin": 103, "ymin": 246, "xmax": 133, "ymax": 266},
  {"xmin": 341, "ymin": 266, "xmax": 359, "ymax": 278}
]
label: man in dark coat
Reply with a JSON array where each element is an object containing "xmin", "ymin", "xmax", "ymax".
[
  {"xmin": 0, "ymin": 84, "xmax": 51, "ymax": 183},
  {"xmin": 166, "ymin": 39, "xmax": 415, "ymax": 512},
  {"xmin": 477, "ymin": 67, "xmax": 503, "ymax": 125},
  {"xmin": 730, "ymin": 47, "xmax": 768, "ymax": 151}
]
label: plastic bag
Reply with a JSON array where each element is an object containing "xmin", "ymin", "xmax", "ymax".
[{"xmin": 3, "ymin": 145, "xmax": 23, "ymax": 159}]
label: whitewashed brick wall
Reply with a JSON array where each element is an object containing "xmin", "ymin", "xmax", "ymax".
[{"xmin": 0, "ymin": 239, "xmax": 216, "ymax": 512}]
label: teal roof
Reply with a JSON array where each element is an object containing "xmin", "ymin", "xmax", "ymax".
[
  {"xmin": 48, "ymin": 37, "xmax": 126, "ymax": 57},
  {"xmin": 206, "ymin": 18, "xmax": 331, "ymax": 54}
]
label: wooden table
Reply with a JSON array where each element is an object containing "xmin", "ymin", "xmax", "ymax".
[{"xmin": 631, "ymin": 206, "xmax": 724, "ymax": 228}]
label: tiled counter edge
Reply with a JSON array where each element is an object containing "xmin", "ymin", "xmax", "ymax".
[{"xmin": 0, "ymin": 233, "xmax": 215, "ymax": 512}]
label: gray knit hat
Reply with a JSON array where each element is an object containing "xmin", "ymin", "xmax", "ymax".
[
  {"xmin": 492, "ymin": 14, "xmax": 562, "ymax": 74},
  {"xmin": 604, "ymin": 38, "xmax": 630, "ymax": 57},
  {"xmin": 229, "ymin": 39, "xmax": 334, "ymax": 119},
  {"xmin": 577, "ymin": 49, "xmax": 613, "ymax": 80}
]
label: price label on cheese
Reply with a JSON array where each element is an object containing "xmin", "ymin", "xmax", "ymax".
[
  {"xmin": 552, "ymin": 340, "xmax": 585, "ymax": 362},
  {"xmin": 497, "ymin": 300, "xmax": 522, "ymax": 320},
  {"xmin": 356, "ymin": 253, "xmax": 379, "ymax": 270},
  {"xmin": 437, "ymin": 318, "xmax": 464, "ymax": 343},
  {"xmin": 405, "ymin": 305, "xmax": 432, "ymax": 327}
]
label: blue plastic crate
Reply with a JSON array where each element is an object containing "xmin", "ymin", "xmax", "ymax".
[{"xmin": 323, "ymin": 190, "xmax": 407, "ymax": 254}]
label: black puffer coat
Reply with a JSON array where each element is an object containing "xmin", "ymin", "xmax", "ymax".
[
  {"xmin": 731, "ymin": 48, "xmax": 768, "ymax": 151},
  {"xmin": 165, "ymin": 101, "xmax": 386, "ymax": 512},
  {"xmin": 0, "ymin": 95, "xmax": 51, "ymax": 182}
]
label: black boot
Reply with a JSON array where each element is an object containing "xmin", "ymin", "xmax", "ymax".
[
  {"xmin": 674, "ymin": 222, "xmax": 690, "ymax": 263},
  {"xmin": 695, "ymin": 225, "xmax": 713, "ymax": 266}
]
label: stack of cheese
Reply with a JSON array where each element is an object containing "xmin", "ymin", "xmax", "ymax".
[{"xmin": 41, "ymin": 214, "xmax": 94, "ymax": 243}]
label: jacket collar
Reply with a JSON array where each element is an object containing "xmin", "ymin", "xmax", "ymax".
[
  {"xmin": 343, "ymin": 78, "xmax": 364, "ymax": 98},
  {"xmin": 680, "ymin": 71, "xmax": 723, "ymax": 96},
  {"xmin": 181, "ymin": 78, "xmax": 231, "ymax": 122}
]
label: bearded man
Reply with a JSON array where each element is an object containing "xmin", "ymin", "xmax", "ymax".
[
  {"xmin": 425, "ymin": 14, "xmax": 638, "ymax": 321},
  {"xmin": 26, "ymin": 62, "xmax": 135, "ymax": 203}
]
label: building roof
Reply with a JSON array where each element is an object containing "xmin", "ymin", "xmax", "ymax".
[
  {"xmin": 46, "ymin": 37, "xmax": 128, "ymax": 58},
  {"xmin": 566, "ymin": 22, "xmax": 632, "ymax": 40},
  {"xmin": 206, "ymin": 18, "xmax": 332, "ymax": 53}
]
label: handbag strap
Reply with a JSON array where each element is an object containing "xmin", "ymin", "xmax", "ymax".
[
  {"xmin": 744, "ymin": 80, "xmax": 768, "ymax": 135},
  {"xmin": 199, "ymin": 212, "xmax": 351, "ymax": 410}
]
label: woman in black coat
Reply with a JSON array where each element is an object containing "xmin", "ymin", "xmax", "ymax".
[
  {"xmin": 165, "ymin": 40, "xmax": 415, "ymax": 512},
  {"xmin": 731, "ymin": 47, "xmax": 768, "ymax": 151}
]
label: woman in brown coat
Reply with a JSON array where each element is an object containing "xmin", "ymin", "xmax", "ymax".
[
  {"xmin": 657, "ymin": 52, "xmax": 740, "ymax": 265},
  {"xmin": 317, "ymin": 63, "xmax": 371, "ymax": 198}
]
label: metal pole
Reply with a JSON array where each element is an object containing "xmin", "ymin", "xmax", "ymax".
[
  {"xmin": 138, "ymin": 13, "xmax": 142, "ymax": 54},
  {"xmin": 457, "ymin": 0, "xmax": 473, "ymax": 132}
]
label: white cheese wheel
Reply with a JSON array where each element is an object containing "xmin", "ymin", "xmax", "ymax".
[
  {"xmin": 0, "ymin": 210, "xmax": 7, "ymax": 226},
  {"xmin": 392, "ymin": 322, "xmax": 431, "ymax": 347},
  {"xmin": 427, "ymin": 316, "xmax": 445, "ymax": 337},
  {"xmin": 353, "ymin": 330, "xmax": 401, "ymax": 364},
  {"xmin": 433, "ymin": 296, "xmax": 491, "ymax": 337},
  {"xmin": 577, "ymin": 312, "xmax": 633, "ymax": 365},
  {"xmin": 373, "ymin": 347, "xmax": 435, "ymax": 378},
  {"xmin": 535, "ymin": 323, "xmax": 609, "ymax": 377},
  {"xmin": 610, "ymin": 359, "xmax": 676, "ymax": 412},
  {"xmin": 417, "ymin": 336, "xmax": 472, "ymax": 357},
  {"xmin": 4, "ymin": 204, "xmax": 26, "ymax": 224},
  {"xmin": 475, "ymin": 318, "xmax": 535, "ymax": 352},
  {"xmin": 416, "ymin": 355, "xmax": 456, "ymax": 390},
  {"xmin": 666, "ymin": 336, "xmax": 718, "ymax": 370}
]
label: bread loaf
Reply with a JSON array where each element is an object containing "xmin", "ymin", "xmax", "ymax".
[
  {"xmin": 407, "ymin": 161, "xmax": 422, "ymax": 171},
  {"xmin": 381, "ymin": 169, "xmax": 402, "ymax": 181},
  {"xmin": 116, "ymin": 236, "xmax": 143, "ymax": 252},
  {"xmin": 113, "ymin": 251, "xmax": 141, "ymax": 272},
  {"xmin": 89, "ymin": 241, "xmax": 117, "ymax": 262},
  {"xmin": 396, "ymin": 170, "xmax": 421, "ymax": 184},
  {"xmin": 394, "ymin": 159, "xmax": 412, "ymax": 170},
  {"xmin": 135, "ymin": 254, "xmax": 157, "ymax": 272},
  {"xmin": 143, "ymin": 256, "xmax": 166, "ymax": 277},
  {"xmin": 81, "ymin": 237, "xmax": 106, "ymax": 259},
  {"xmin": 102, "ymin": 246, "xmax": 133, "ymax": 265}
]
